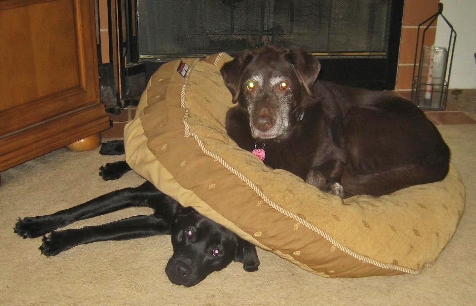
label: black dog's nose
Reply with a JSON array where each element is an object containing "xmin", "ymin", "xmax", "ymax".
[{"xmin": 175, "ymin": 262, "xmax": 192, "ymax": 278}]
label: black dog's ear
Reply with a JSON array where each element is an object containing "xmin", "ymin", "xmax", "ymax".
[
  {"xmin": 235, "ymin": 238, "xmax": 260, "ymax": 272},
  {"xmin": 175, "ymin": 206, "xmax": 196, "ymax": 218},
  {"xmin": 284, "ymin": 47, "xmax": 321, "ymax": 97},
  {"xmin": 220, "ymin": 50, "xmax": 253, "ymax": 103}
]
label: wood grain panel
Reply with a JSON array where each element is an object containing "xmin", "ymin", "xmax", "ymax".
[
  {"xmin": 0, "ymin": 104, "xmax": 110, "ymax": 171},
  {"xmin": 0, "ymin": 0, "xmax": 110, "ymax": 172}
]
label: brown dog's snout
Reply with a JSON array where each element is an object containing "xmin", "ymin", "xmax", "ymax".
[{"xmin": 254, "ymin": 108, "xmax": 275, "ymax": 132}]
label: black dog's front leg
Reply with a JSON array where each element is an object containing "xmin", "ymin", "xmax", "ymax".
[
  {"xmin": 40, "ymin": 215, "xmax": 170, "ymax": 256},
  {"xmin": 14, "ymin": 182, "xmax": 157, "ymax": 238}
]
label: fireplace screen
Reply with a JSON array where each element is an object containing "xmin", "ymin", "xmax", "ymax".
[{"xmin": 138, "ymin": 0, "xmax": 393, "ymax": 60}]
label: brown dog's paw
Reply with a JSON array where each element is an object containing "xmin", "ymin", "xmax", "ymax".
[{"xmin": 330, "ymin": 182, "xmax": 345, "ymax": 198}]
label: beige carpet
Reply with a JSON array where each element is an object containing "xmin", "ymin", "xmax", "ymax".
[{"xmin": 1, "ymin": 121, "xmax": 476, "ymax": 304}]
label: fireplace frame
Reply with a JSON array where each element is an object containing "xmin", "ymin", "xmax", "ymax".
[{"xmin": 99, "ymin": 0, "xmax": 404, "ymax": 108}]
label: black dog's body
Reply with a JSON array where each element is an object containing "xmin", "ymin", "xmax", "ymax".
[
  {"xmin": 15, "ymin": 160, "xmax": 259, "ymax": 287},
  {"xmin": 221, "ymin": 45, "xmax": 450, "ymax": 197}
]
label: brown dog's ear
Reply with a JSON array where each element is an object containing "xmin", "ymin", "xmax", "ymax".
[
  {"xmin": 220, "ymin": 51, "xmax": 253, "ymax": 103},
  {"xmin": 234, "ymin": 238, "xmax": 260, "ymax": 272},
  {"xmin": 284, "ymin": 47, "xmax": 321, "ymax": 97}
]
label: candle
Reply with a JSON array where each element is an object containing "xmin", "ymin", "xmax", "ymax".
[
  {"xmin": 424, "ymin": 47, "xmax": 435, "ymax": 101},
  {"xmin": 423, "ymin": 46, "xmax": 447, "ymax": 106}
]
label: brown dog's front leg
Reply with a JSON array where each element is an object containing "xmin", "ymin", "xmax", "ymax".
[
  {"xmin": 306, "ymin": 160, "xmax": 345, "ymax": 197},
  {"xmin": 225, "ymin": 106, "xmax": 256, "ymax": 151}
]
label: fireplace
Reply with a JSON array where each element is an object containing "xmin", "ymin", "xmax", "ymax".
[{"xmin": 99, "ymin": 0, "xmax": 404, "ymax": 109}]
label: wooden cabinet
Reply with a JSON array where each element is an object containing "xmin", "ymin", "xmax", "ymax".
[{"xmin": 0, "ymin": 0, "xmax": 110, "ymax": 171}]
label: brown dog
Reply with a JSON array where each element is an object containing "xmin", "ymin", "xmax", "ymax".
[{"xmin": 221, "ymin": 45, "xmax": 450, "ymax": 198}]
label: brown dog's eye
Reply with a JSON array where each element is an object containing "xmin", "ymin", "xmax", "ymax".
[
  {"xmin": 246, "ymin": 81, "xmax": 256, "ymax": 91},
  {"xmin": 278, "ymin": 82, "xmax": 289, "ymax": 90}
]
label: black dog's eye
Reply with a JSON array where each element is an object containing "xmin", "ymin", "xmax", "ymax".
[
  {"xmin": 211, "ymin": 248, "xmax": 222, "ymax": 257},
  {"xmin": 184, "ymin": 227, "xmax": 194, "ymax": 238}
]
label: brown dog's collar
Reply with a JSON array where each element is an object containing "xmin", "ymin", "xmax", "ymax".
[
  {"xmin": 296, "ymin": 109, "xmax": 305, "ymax": 121},
  {"xmin": 252, "ymin": 142, "xmax": 266, "ymax": 161}
]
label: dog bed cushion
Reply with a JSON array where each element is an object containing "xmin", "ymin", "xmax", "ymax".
[{"xmin": 124, "ymin": 53, "xmax": 465, "ymax": 277}]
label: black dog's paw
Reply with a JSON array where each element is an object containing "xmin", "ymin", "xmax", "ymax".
[
  {"xmin": 99, "ymin": 161, "xmax": 131, "ymax": 181},
  {"xmin": 99, "ymin": 163, "xmax": 124, "ymax": 181},
  {"xmin": 99, "ymin": 140, "xmax": 125, "ymax": 156},
  {"xmin": 40, "ymin": 231, "xmax": 70, "ymax": 256},
  {"xmin": 14, "ymin": 217, "xmax": 55, "ymax": 239}
]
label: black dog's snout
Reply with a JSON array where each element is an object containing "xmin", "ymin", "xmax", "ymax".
[
  {"xmin": 174, "ymin": 260, "xmax": 192, "ymax": 278},
  {"xmin": 165, "ymin": 258, "xmax": 200, "ymax": 287}
]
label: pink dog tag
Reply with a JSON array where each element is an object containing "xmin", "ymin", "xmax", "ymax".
[{"xmin": 252, "ymin": 148, "xmax": 266, "ymax": 161}]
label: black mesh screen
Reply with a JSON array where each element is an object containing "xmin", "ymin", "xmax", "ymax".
[{"xmin": 138, "ymin": 0, "xmax": 392, "ymax": 59}]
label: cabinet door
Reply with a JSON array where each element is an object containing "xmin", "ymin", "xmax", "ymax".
[{"xmin": 0, "ymin": 0, "xmax": 110, "ymax": 171}]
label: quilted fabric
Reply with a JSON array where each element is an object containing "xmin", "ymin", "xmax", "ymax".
[{"xmin": 124, "ymin": 53, "xmax": 465, "ymax": 277}]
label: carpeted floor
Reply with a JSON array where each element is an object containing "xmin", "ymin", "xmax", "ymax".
[{"xmin": 1, "ymin": 91, "xmax": 475, "ymax": 305}]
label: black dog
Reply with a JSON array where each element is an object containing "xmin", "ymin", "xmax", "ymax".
[
  {"xmin": 14, "ymin": 160, "xmax": 259, "ymax": 287},
  {"xmin": 221, "ymin": 45, "xmax": 450, "ymax": 198}
]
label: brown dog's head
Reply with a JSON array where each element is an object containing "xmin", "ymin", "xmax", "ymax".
[{"xmin": 220, "ymin": 45, "xmax": 321, "ymax": 140}]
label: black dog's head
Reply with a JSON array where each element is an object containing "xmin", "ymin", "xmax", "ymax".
[
  {"xmin": 166, "ymin": 207, "xmax": 260, "ymax": 287},
  {"xmin": 220, "ymin": 45, "xmax": 321, "ymax": 141}
]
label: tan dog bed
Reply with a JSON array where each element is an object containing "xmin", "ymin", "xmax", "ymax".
[{"xmin": 124, "ymin": 53, "xmax": 465, "ymax": 277}]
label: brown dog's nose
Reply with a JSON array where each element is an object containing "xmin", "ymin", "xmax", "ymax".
[{"xmin": 255, "ymin": 108, "xmax": 274, "ymax": 131}]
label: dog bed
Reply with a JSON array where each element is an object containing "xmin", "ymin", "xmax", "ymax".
[{"xmin": 124, "ymin": 53, "xmax": 465, "ymax": 277}]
